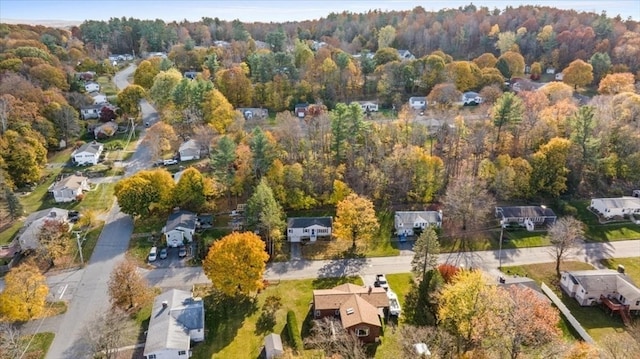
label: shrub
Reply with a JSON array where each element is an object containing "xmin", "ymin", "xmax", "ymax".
[{"xmin": 286, "ymin": 310, "xmax": 303, "ymax": 352}]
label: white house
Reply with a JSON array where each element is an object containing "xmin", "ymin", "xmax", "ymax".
[
  {"xmin": 287, "ymin": 217, "xmax": 332, "ymax": 242},
  {"xmin": 495, "ymin": 206, "xmax": 557, "ymax": 231},
  {"xmin": 178, "ymin": 139, "xmax": 201, "ymax": 162},
  {"xmin": 555, "ymin": 73, "xmax": 564, "ymax": 81},
  {"xmin": 560, "ymin": 270, "xmax": 640, "ymax": 313},
  {"xmin": 397, "ymin": 49, "xmax": 415, "ymax": 60},
  {"xmin": 80, "ymin": 104, "xmax": 103, "ymax": 120},
  {"xmin": 394, "ymin": 211, "xmax": 442, "ymax": 237},
  {"xmin": 72, "ymin": 141, "xmax": 104, "ymax": 166},
  {"xmin": 462, "ymin": 91, "xmax": 483, "ymax": 105},
  {"xmin": 18, "ymin": 208, "xmax": 70, "ymax": 250},
  {"xmin": 408, "ymin": 97, "xmax": 427, "ymax": 110},
  {"xmin": 143, "ymin": 289, "xmax": 205, "ymax": 359},
  {"xmin": 84, "ymin": 82, "xmax": 100, "ymax": 93},
  {"xmin": 353, "ymin": 101, "xmax": 379, "ymax": 113},
  {"xmin": 163, "ymin": 210, "xmax": 197, "ymax": 247},
  {"xmin": 590, "ymin": 197, "xmax": 640, "ymax": 219},
  {"xmin": 49, "ymin": 175, "xmax": 90, "ymax": 203},
  {"xmin": 89, "ymin": 92, "xmax": 107, "ymax": 105}
]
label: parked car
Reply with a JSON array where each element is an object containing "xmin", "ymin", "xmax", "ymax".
[
  {"xmin": 375, "ymin": 274, "xmax": 389, "ymax": 291},
  {"xmin": 178, "ymin": 246, "xmax": 187, "ymax": 257},
  {"xmin": 163, "ymin": 159, "xmax": 178, "ymax": 166},
  {"xmin": 148, "ymin": 246, "xmax": 158, "ymax": 262},
  {"xmin": 159, "ymin": 247, "xmax": 168, "ymax": 259},
  {"xmin": 68, "ymin": 210, "xmax": 81, "ymax": 223}
]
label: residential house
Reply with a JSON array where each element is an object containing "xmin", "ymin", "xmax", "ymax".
[
  {"xmin": 238, "ymin": 108, "xmax": 268, "ymax": 120},
  {"xmin": 287, "ymin": 217, "xmax": 332, "ymax": 242},
  {"xmin": 495, "ymin": 206, "xmax": 557, "ymax": 231},
  {"xmin": 93, "ymin": 121, "xmax": 118, "ymax": 139},
  {"xmin": 184, "ymin": 71, "xmax": 198, "ymax": 79},
  {"xmin": 462, "ymin": 91, "xmax": 483, "ymax": 105},
  {"xmin": 49, "ymin": 175, "xmax": 90, "ymax": 203},
  {"xmin": 546, "ymin": 68, "xmax": 556, "ymax": 74},
  {"xmin": 560, "ymin": 270, "xmax": 640, "ymax": 315},
  {"xmin": 143, "ymin": 289, "xmax": 205, "ymax": 359},
  {"xmin": 397, "ymin": 49, "xmax": 415, "ymax": 60},
  {"xmin": 294, "ymin": 103, "xmax": 309, "ymax": 118},
  {"xmin": 89, "ymin": 92, "xmax": 107, "ymax": 105},
  {"xmin": 178, "ymin": 139, "xmax": 201, "ymax": 162},
  {"xmin": 590, "ymin": 197, "xmax": 640, "ymax": 219},
  {"xmin": 18, "ymin": 208, "xmax": 70, "ymax": 251},
  {"xmin": 408, "ymin": 97, "xmax": 426, "ymax": 110},
  {"xmin": 163, "ymin": 210, "xmax": 197, "ymax": 247},
  {"xmin": 312, "ymin": 283, "xmax": 389, "ymax": 343},
  {"xmin": 75, "ymin": 71, "xmax": 96, "ymax": 81},
  {"xmin": 555, "ymin": 73, "xmax": 564, "ymax": 81},
  {"xmin": 353, "ymin": 101, "xmax": 379, "ymax": 113},
  {"xmin": 633, "ymin": 190, "xmax": 640, "ymax": 198},
  {"xmin": 84, "ymin": 82, "xmax": 100, "ymax": 93},
  {"xmin": 80, "ymin": 104, "xmax": 104, "ymax": 120},
  {"xmin": 72, "ymin": 141, "xmax": 104, "ymax": 166},
  {"xmin": 394, "ymin": 211, "xmax": 442, "ymax": 237}
]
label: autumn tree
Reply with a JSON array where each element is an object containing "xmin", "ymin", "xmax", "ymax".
[
  {"xmin": 0, "ymin": 262, "xmax": 49, "ymax": 321},
  {"xmin": 548, "ymin": 216, "xmax": 585, "ymax": 276},
  {"xmin": 107, "ymin": 259, "xmax": 152, "ymax": 313},
  {"xmin": 530, "ymin": 137, "xmax": 571, "ymax": 198},
  {"xmin": 598, "ymin": 72, "xmax": 635, "ymax": 95},
  {"xmin": 438, "ymin": 270, "xmax": 506, "ymax": 353},
  {"xmin": 492, "ymin": 92, "xmax": 524, "ymax": 153},
  {"xmin": 330, "ymin": 102, "xmax": 366, "ymax": 164},
  {"xmin": 117, "ymin": 84, "xmax": 145, "ymax": 118},
  {"xmin": 137, "ymin": 169, "xmax": 176, "ymax": 212},
  {"xmin": 427, "ymin": 82, "xmax": 462, "ymax": 108},
  {"xmin": 377, "ymin": 25, "xmax": 396, "ymax": 49},
  {"xmin": 446, "ymin": 61, "xmax": 480, "ymax": 92},
  {"xmin": 202, "ymin": 232, "xmax": 269, "ymax": 297},
  {"xmin": 149, "ymin": 68, "xmax": 182, "ymax": 109},
  {"xmin": 133, "ymin": 59, "xmax": 159, "ymax": 89},
  {"xmin": 0, "ymin": 129, "xmax": 47, "ymax": 187},
  {"xmin": 411, "ymin": 227, "xmax": 441, "ymax": 280},
  {"xmin": 304, "ymin": 318, "xmax": 367, "ymax": 359},
  {"xmin": 202, "ymin": 88, "xmax": 235, "ymax": 134},
  {"xmin": 216, "ymin": 65, "xmax": 253, "ymax": 108},
  {"xmin": 497, "ymin": 51, "xmax": 525, "ymax": 78},
  {"xmin": 114, "ymin": 175, "xmax": 159, "ymax": 216},
  {"xmin": 443, "ymin": 176, "xmax": 495, "ymax": 232},
  {"xmin": 37, "ymin": 219, "xmax": 72, "ymax": 267},
  {"xmin": 142, "ymin": 122, "xmax": 179, "ymax": 161},
  {"xmin": 249, "ymin": 127, "xmax": 277, "ymax": 180},
  {"xmin": 173, "ymin": 167, "xmax": 206, "ymax": 212},
  {"xmin": 563, "ymin": 59, "xmax": 594, "ymax": 89},
  {"xmin": 333, "ymin": 193, "xmax": 379, "ymax": 250},
  {"xmin": 0, "ymin": 323, "xmax": 25, "ymax": 358},
  {"xmin": 210, "ymin": 135, "xmax": 237, "ymax": 204}
]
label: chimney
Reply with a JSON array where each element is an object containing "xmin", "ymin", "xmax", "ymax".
[
  {"xmin": 368, "ymin": 286, "xmax": 372, "ymax": 294},
  {"xmin": 162, "ymin": 301, "xmax": 168, "ymax": 309}
]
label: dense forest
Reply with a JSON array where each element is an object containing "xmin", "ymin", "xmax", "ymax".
[{"xmin": 0, "ymin": 4, "xmax": 639, "ymax": 225}]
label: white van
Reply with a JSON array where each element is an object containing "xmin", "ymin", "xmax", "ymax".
[{"xmin": 148, "ymin": 246, "xmax": 158, "ymax": 262}]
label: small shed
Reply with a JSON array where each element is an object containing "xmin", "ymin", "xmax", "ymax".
[{"xmin": 264, "ymin": 333, "xmax": 283, "ymax": 359}]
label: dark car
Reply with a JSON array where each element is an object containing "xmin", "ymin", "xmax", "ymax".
[
  {"xmin": 178, "ymin": 246, "xmax": 187, "ymax": 258},
  {"xmin": 68, "ymin": 211, "xmax": 81, "ymax": 223}
]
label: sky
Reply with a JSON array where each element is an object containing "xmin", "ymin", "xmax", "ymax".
[{"xmin": 1, "ymin": 0, "xmax": 639, "ymax": 24}]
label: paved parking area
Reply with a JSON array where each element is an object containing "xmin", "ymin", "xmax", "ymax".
[{"xmin": 149, "ymin": 243, "xmax": 196, "ymax": 268}]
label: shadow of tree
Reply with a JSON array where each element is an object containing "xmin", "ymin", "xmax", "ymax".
[
  {"xmin": 314, "ymin": 254, "xmax": 368, "ymax": 284},
  {"xmin": 312, "ymin": 276, "xmax": 358, "ymax": 289}
]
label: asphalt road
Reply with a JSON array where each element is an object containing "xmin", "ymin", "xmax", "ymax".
[{"xmin": 44, "ymin": 64, "xmax": 156, "ymax": 359}]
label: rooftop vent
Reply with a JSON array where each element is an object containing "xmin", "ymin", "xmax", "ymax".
[
  {"xmin": 346, "ymin": 308, "xmax": 354, "ymax": 315},
  {"xmin": 162, "ymin": 301, "xmax": 168, "ymax": 309}
]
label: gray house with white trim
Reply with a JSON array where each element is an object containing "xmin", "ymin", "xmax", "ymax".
[{"xmin": 287, "ymin": 217, "xmax": 332, "ymax": 242}]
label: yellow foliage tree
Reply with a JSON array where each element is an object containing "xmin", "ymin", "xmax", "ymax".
[
  {"xmin": 202, "ymin": 88, "xmax": 235, "ymax": 134},
  {"xmin": 598, "ymin": 72, "xmax": 636, "ymax": 95},
  {"xmin": 333, "ymin": 193, "xmax": 379, "ymax": 249},
  {"xmin": 203, "ymin": 232, "xmax": 269, "ymax": 297},
  {"xmin": 562, "ymin": 59, "xmax": 594, "ymax": 89},
  {"xmin": 0, "ymin": 262, "xmax": 49, "ymax": 321}
]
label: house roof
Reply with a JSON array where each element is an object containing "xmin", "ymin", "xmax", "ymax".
[
  {"xmin": 395, "ymin": 211, "xmax": 441, "ymax": 226},
  {"xmin": 340, "ymin": 294, "xmax": 382, "ymax": 329},
  {"xmin": 409, "ymin": 97, "xmax": 426, "ymax": 103},
  {"xmin": 165, "ymin": 210, "xmax": 197, "ymax": 233},
  {"xmin": 462, "ymin": 91, "xmax": 480, "ymax": 99},
  {"xmin": 496, "ymin": 206, "xmax": 556, "ymax": 219},
  {"xmin": 287, "ymin": 217, "xmax": 332, "ymax": 228},
  {"xmin": 264, "ymin": 333, "xmax": 283, "ymax": 356},
  {"xmin": 144, "ymin": 289, "xmax": 204, "ymax": 356},
  {"xmin": 75, "ymin": 141, "xmax": 103, "ymax": 155},
  {"xmin": 18, "ymin": 208, "xmax": 69, "ymax": 250},
  {"xmin": 592, "ymin": 197, "xmax": 640, "ymax": 209},
  {"xmin": 179, "ymin": 139, "xmax": 199, "ymax": 152},
  {"xmin": 313, "ymin": 283, "xmax": 388, "ymax": 310},
  {"xmin": 52, "ymin": 175, "xmax": 87, "ymax": 192},
  {"xmin": 566, "ymin": 270, "xmax": 640, "ymax": 299}
]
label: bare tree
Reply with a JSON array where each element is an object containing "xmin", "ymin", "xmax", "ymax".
[
  {"xmin": 83, "ymin": 309, "xmax": 131, "ymax": 359},
  {"xmin": 548, "ymin": 216, "xmax": 585, "ymax": 277},
  {"xmin": 0, "ymin": 323, "xmax": 24, "ymax": 359},
  {"xmin": 107, "ymin": 259, "xmax": 153, "ymax": 313},
  {"xmin": 304, "ymin": 318, "xmax": 367, "ymax": 359},
  {"xmin": 399, "ymin": 325, "xmax": 457, "ymax": 359},
  {"xmin": 191, "ymin": 124, "xmax": 216, "ymax": 156},
  {"xmin": 443, "ymin": 175, "xmax": 496, "ymax": 233}
]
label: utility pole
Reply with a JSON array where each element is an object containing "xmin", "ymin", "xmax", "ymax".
[
  {"xmin": 74, "ymin": 231, "xmax": 84, "ymax": 264},
  {"xmin": 498, "ymin": 221, "xmax": 504, "ymax": 270}
]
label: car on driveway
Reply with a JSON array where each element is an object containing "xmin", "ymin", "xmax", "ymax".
[
  {"xmin": 159, "ymin": 247, "xmax": 168, "ymax": 259},
  {"xmin": 178, "ymin": 246, "xmax": 187, "ymax": 258},
  {"xmin": 148, "ymin": 246, "xmax": 158, "ymax": 262},
  {"xmin": 163, "ymin": 159, "xmax": 178, "ymax": 166},
  {"xmin": 375, "ymin": 274, "xmax": 389, "ymax": 291}
]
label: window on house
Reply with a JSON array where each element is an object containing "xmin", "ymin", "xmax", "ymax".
[
  {"xmin": 636, "ymin": 300, "xmax": 640, "ymax": 306},
  {"xmin": 304, "ymin": 229, "xmax": 308, "ymax": 233},
  {"xmin": 315, "ymin": 310, "xmax": 321, "ymax": 317},
  {"xmin": 288, "ymin": 229, "xmax": 292, "ymax": 233},
  {"xmin": 178, "ymin": 351, "xmax": 186, "ymax": 355},
  {"xmin": 355, "ymin": 328, "xmax": 369, "ymax": 337},
  {"xmin": 148, "ymin": 355, "xmax": 156, "ymax": 359},
  {"xmin": 334, "ymin": 309, "xmax": 340, "ymax": 316}
]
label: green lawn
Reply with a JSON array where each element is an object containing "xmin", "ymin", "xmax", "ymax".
[
  {"xmin": 132, "ymin": 216, "xmax": 166, "ymax": 234},
  {"xmin": 0, "ymin": 220, "xmax": 23, "ymax": 245},
  {"xmin": 191, "ymin": 276, "xmax": 362, "ymax": 359},
  {"xmin": 570, "ymin": 200, "xmax": 640, "ymax": 241},
  {"xmin": 20, "ymin": 332, "xmax": 55, "ymax": 359},
  {"xmin": 600, "ymin": 257, "xmax": 640, "ymax": 283},
  {"xmin": 78, "ymin": 222, "xmax": 105, "ymax": 264},
  {"xmin": 503, "ymin": 229, "xmax": 550, "ymax": 247},
  {"xmin": 97, "ymin": 76, "xmax": 118, "ymax": 96},
  {"xmin": 501, "ymin": 261, "xmax": 629, "ymax": 342}
]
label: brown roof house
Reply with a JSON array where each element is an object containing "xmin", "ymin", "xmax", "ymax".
[{"xmin": 312, "ymin": 283, "xmax": 389, "ymax": 343}]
